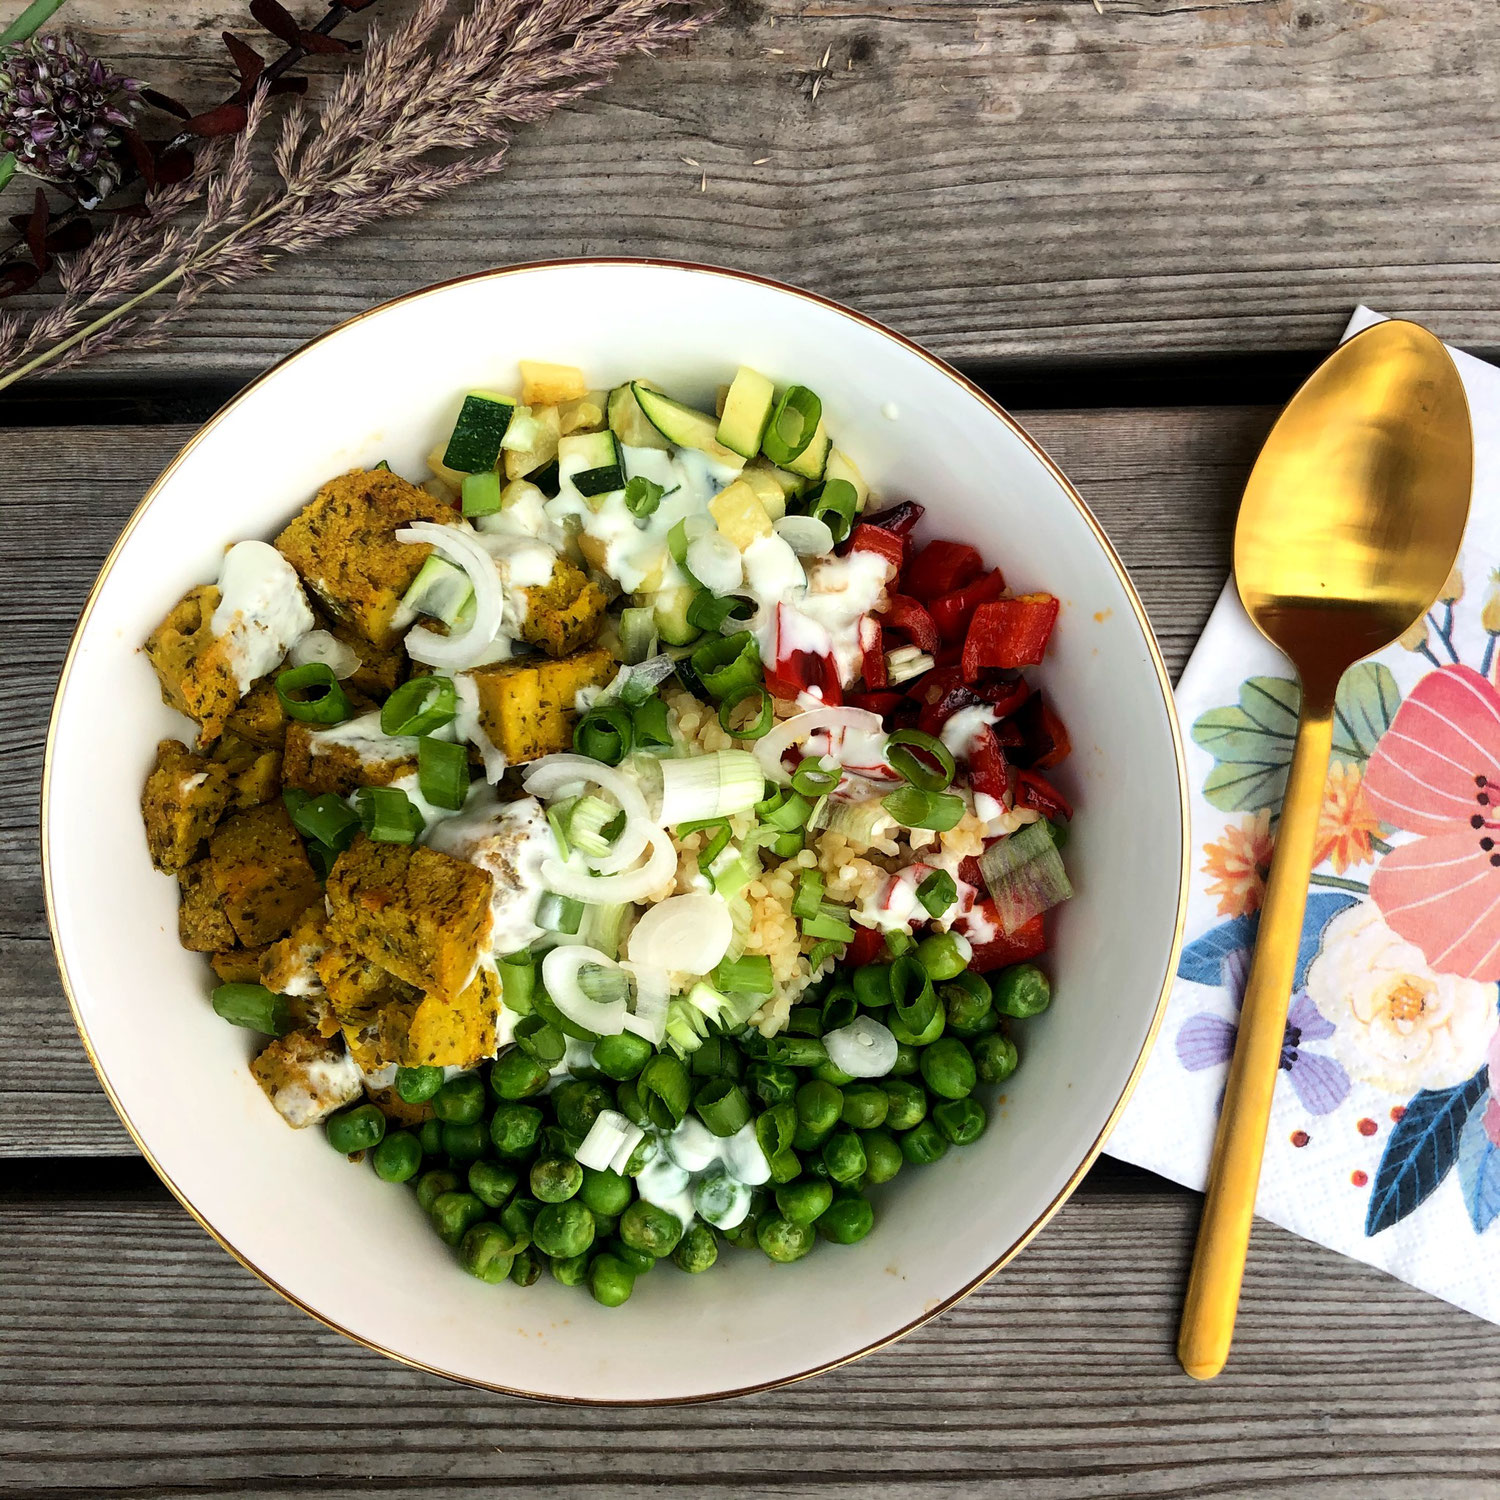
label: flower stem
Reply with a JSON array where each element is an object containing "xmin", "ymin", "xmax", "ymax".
[
  {"xmin": 1308, "ymin": 873, "xmax": 1369, "ymax": 894},
  {"xmin": 1370, "ymin": 835, "xmax": 1393, "ymax": 856},
  {"xmin": 0, "ymin": 0, "xmax": 70, "ymax": 47},
  {"xmin": 1483, "ymin": 631, "xmax": 1498, "ymax": 680}
]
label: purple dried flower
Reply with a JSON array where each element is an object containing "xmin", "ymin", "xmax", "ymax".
[{"xmin": 0, "ymin": 32, "xmax": 141, "ymax": 204}]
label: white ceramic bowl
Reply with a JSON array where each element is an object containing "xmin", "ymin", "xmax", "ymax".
[{"xmin": 45, "ymin": 260, "xmax": 1188, "ymax": 1403}]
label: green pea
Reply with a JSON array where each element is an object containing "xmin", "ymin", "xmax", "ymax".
[
  {"xmin": 509, "ymin": 1247, "xmax": 541, "ymax": 1287},
  {"xmin": 590, "ymin": 1253, "xmax": 636, "ymax": 1307},
  {"xmin": 530, "ymin": 1156, "xmax": 583, "ymax": 1203},
  {"xmin": 672, "ymin": 1221, "xmax": 719, "ymax": 1274},
  {"xmin": 592, "ymin": 1031, "xmax": 654, "ymax": 1080},
  {"xmin": 860, "ymin": 1128, "xmax": 904, "ymax": 1185},
  {"xmin": 750, "ymin": 1061, "xmax": 798, "ymax": 1106},
  {"xmin": 622, "ymin": 1137, "xmax": 654, "ymax": 1176},
  {"xmin": 500, "ymin": 1195, "xmax": 539, "ymax": 1248},
  {"xmin": 881, "ymin": 1078, "xmax": 927, "ymax": 1131},
  {"xmin": 557, "ymin": 1079, "xmax": 616, "ymax": 1138},
  {"xmin": 941, "ymin": 977, "xmax": 994, "ymax": 1036},
  {"xmin": 921, "ymin": 1037, "xmax": 977, "ymax": 1100},
  {"xmin": 512, "ymin": 1015, "xmax": 566, "ymax": 1067},
  {"xmin": 418, "ymin": 1118, "xmax": 444, "ymax": 1157},
  {"xmin": 325, "ymin": 1103, "xmax": 385, "ymax": 1155},
  {"xmin": 430, "ymin": 1190, "xmax": 486, "ymax": 1246},
  {"xmin": 395, "ymin": 1064, "xmax": 443, "ymax": 1104},
  {"xmin": 813, "ymin": 1060, "xmax": 856, "ymax": 1087},
  {"xmin": 993, "ymin": 962, "xmax": 1051, "ymax": 1018},
  {"xmin": 441, "ymin": 1120, "xmax": 488, "ymax": 1161},
  {"xmin": 532, "ymin": 1200, "xmax": 596, "ymax": 1260},
  {"xmin": 609, "ymin": 1237, "xmax": 658, "ymax": 1275},
  {"xmin": 431, "ymin": 1072, "xmax": 485, "ymax": 1124},
  {"xmin": 973, "ymin": 1033, "xmax": 1019, "ymax": 1085},
  {"xmin": 372, "ymin": 1129, "xmax": 422, "ymax": 1183},
  {"xmin": 580, "ymin": 1166, "xmax": 632, "ymax": 1217},
  {"xmin": 819, "ymin": 1194, "xmax": 875, "ymax": 1244},
  {"xmin": 619, "ymin": 1200, "xmax": 683, "ymax": 1257},
  {"xmin": 794, "ymin": 1080, "xmax": 843, "ymax": 1151},
  {"xmin": 721, "ymin": 1208, "xmax": 764, "ymax": 1251},
  {"xmin": 489, "ymin": 1103, "xmax": 543, "ymax": 1158},
  {"xmin": 933, "ymin": 1096, "xmax": 987, "ymax": 1146},
  {"xmin": 489, "ymin": 1049, "xmax": 549, "ymax": 1101},
  {"xmin": 852, "ymin": 963, "xmax": 893, "ymax": 1010},
  {"xmin": 888, "ymin": 1043, "xmax": 920, "ymax": 1077},
  {"xmin": 900, "ymin": 1119, "xmax": 949, "ymax": 1166},
  {"xmin": 915, "ymin": 932, "xmax": 969, "ymax": 982},
  {"xmin": 757, "ymin": 1214, "xmax": 815, "ymax": 1263},
  {"xmin": 821, "ymin": 1129, "xmax": 867, "ymax": 1184},
  {"xmin": 592, "ymin": 1211, "xmax": 619, "ymax": 1240},
  {"xmin": 458, "ymin": 1221, "xmax": 517, "ymax": 1283},
  {"xmin": 616, "ymin": 1079, "xmax": 651, "ymax": 1128},
  {"xmin": 775, "ymin": 1177, "xmax": 833, "ymax": 1225},
  {"xmin": 467, "ymin": 1160, "xmax": 518, "ymax": 1209},
  {"xmin": 415, "ymin": 1168, "xmax": 458, "ymax": 1214},
  {"xmin": 550, "ymin": 1251, "xmax": 591, "ymax": 1287},
  {"xmin": 840, "ymin": 1083, "xmax": 889, "ymax": 1130}
]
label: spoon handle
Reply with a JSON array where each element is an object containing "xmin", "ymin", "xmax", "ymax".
[{"xmin": 1177, "ymin": 694, "xmax": 1335, "ymax": 1381}]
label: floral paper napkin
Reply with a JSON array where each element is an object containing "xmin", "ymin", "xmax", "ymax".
[{"xmin": 1105, "ymin": 307, "xmax": 1500, "ymax": 1325}]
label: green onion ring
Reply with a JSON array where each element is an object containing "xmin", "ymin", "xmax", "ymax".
[
  {"xmin": 573, "ymin": 703, "xmax": 634, "ymax": 765},
  {"xmin": 275, "ymin": 662, "xmax": 351, "ymax": 725},
  {"xmin": 886, "ymin": 728, "xmax": 956, "ymax": 791},
  {"xmin": 380, "ymin": 675, "xmax": 457, "ymax": 736},
  {"xmin": 718, "ymin": 686, "xmax": 773, "ymax": 739}
]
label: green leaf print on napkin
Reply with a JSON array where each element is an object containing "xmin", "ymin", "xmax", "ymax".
[{"xmin": 1192, "ymin": 663, "xmax": 1401, "ymax": 814}]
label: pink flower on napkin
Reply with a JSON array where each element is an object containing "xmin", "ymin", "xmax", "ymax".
[{"xmin": 1363, "ymin": 664, "xmax": 1500, "ymax": 980}]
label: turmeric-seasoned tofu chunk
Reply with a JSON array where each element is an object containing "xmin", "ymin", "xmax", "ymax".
[
  {"xmin": 211, "ymin": 731, "xmax": 283, "ymax": 808},
  {"xmin": 365, "ymin": 1081, "xmax": 432, "ymax": 1128},
  {"xmin": 326, "ymin": 836, "xmax": 493, "ymax": 1001},
  {"xmin": 323, "ymin": 616, "xmax": 406, "ymax": 698},
  {"xmin": 281, "ymin": 717, "xmax": 418, "ymax": 798},
  {"xmin": 517, "ymin": 555, "xmax": 608, "ymax": 658},
  {"xmin": 210, "ymin": 946, "xmax": 269, "ymax": 985},
  {"xmin": 341, "ymin": 998, "xmax": 418, "ymax": 1073},
  {"xmin": 401, "ymin": 964, "xmax": 501, "ymax": 1070},
  {"xmin": 250, "ymin": 1028, "xmax": 362, "ymax": 1128},
  {"xmin": 260, "ymin": 905, "xmax": 330, "ymax": 997},
  {"xmin": 141, "ymin": 739, "xmax": 231, "ymax": 873},
  {"xmin": 209, "ymin": 802, "xmax": 322, "ymax": 947},
  {"xmin": 315, "ymin": 938, "xmax": 421, "ymax": 1027},
  {"xmin": 274, "ymin": 468, "xmax": 459, "ymax": 648},
  {"xmin": 144, "ymin": 585, "xmax": 242, "ymax": 746},
  {"xmin": 461, "ymin": 645, "xmax": 616, "ymax": 764},
  {"xmin": 178, "ymin": 859, "xmax": 236, "ymax": 952},
  {"xmin": 225, "ymin": 679, "xmax": 288, "ymax": 749}
]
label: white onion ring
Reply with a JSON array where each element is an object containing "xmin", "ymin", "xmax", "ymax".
[
  {"xmin": 687, "ymin": 532, "xmax": 743, "ymax": 593},
  {"xmin": 626, "ymin": 892, "xmax": 733, "ymax": 975},
  {"xmin": 288, "ymin": 628, "xmax": 361, "ymax": 679},
  {"xmin": 823, "ymin": 1015, "xmax": 900, "ymax": 1078},
  {"xmin": 753, "ymin": 706, "xmax": 886, "ymax": 786},
  {"xmin": 774, "ymin": 515, "xmax": 836, "ymax": 556},
  {"xmin": 541, "ymin": 824, "xmax": 675, "ymax": 904},
  {"xmin": 620, "ymin": 960, "xmax": 669, "ymax": 1046},
  {"xmin": 523, "ymin": 754, "xmax": 653, "ymax": 875},
  {"xmin": 540, "ymin": 945, "xmax": 627, "ymax": 1036},
  {"xmin": 396, "ymin": 522, "xmax": 505, "ymax": 669}
]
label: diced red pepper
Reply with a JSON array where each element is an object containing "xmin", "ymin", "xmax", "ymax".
[
  {"xmin": 961, "ymin": 594, "xmax": 1060, "ymax": 681},
  {"xmin": 879, "ymin": 594, "xmax": 939, "ymax": 654},
  {"xmin": 1015, "ymin": 768, "xmax": 1072, "ymax": 821},
  {"xmin": 847, "ymin": 689, "xmax": 904, "ymax": 717},
  {"xmin": 903, "ymin": 540, "xmax": 984, "ymax": 602},
  {"xmin": 930, "ymin": 568, "xmax": 1004, "ymax": 645},
  {"xmin": 964, "ymin": 908, "xmax": 1047, "ymax": 971},
  {"xmin": 966, "ymin": 724, "xmax": 1011, "ymax": 803},
  {"xmin": 859, "ymin": 616, "xmax": 888, "ymax": 689},
  {"xmin": 847, "ymin": 923, "xmax": 885, "ymax": 968},
  {"xmin": 973, "ymin": 672, "xmax": 1031, "ymax": 719},
  {"xmin": 767, "ymin": 604, "xmax": 844, "ymax": 706},
  {"xmin": 957, "ymin": 853, "xmax": 987, "ymax": 889},
  {"xmin": 1008, "ymin": 694, "xmax": 1071, "ymax": 769},
  {"xmin": 859, "ymin": 500, "xmax": 925, "ymax": 537},
  {"xmin": 848, "ymin": 523, "xmax": 906, "ymax": 573},
  {"xmin": 909, "ymin": 664, "xmax": 965, "ymax": 707}
]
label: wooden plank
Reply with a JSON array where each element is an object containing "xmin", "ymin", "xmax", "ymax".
[
  {"xmin": 3, "ymin": 1, "xmax": 1500, "ymax": 377},
  {"xmin": 0, "ymin": 406, "xmax": 1264, "ymax": 1155},
  {"xmin": 2, "ymin": 1188, "xmax": 1498, "ymax": 1496}
]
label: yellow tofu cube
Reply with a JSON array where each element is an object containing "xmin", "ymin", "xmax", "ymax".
[
  {"xmin": 520, "ymin": 361, "xmax": 588, "ymax": 406},
  {"xmin": 710, "ymin": 479, "xmax": 775, "ymax": 550},
  {"xmin": 462, "ymin": 645, "xmax": 617, "ymax": 764}
]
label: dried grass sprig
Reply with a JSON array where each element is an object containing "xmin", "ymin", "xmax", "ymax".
[{"xmin": 0, "ymin": 0, "xmax": 713, "ymax": 390}]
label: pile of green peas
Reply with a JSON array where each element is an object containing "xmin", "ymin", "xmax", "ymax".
[{"xmin": 319, "ymin": 942, "xmax": 1051, "ymax": 1307}]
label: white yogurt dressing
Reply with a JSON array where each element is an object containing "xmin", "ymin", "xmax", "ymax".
[
  {"xmin": 752, "ymin": 548, "xmax": 891, "ymax": 690},
  {"xmin": 210, "ymin": 540, "xmax": 315, "ymax": 694},
  {"xmin": 452, "ymin": 673, "xmax": 507, "ymax": 782},
  {"xmin": 635, "ymin": 1116, "xmax": 770, "ymax": 1230},
  {"xmin": 940, "ymin": 704, "xmax": 999, "ymax": 762},
  {"xmin": 308, "ymin": 710, "xmax": 424, "ymax": 765}
]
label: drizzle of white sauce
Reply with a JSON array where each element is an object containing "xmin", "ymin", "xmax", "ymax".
[{"xmin": 210, "ymin": 540, "xmax": 315, "ymax": 694}]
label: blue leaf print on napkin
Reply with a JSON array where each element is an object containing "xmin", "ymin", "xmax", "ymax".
[
  {"xmin": 1457, "ymin": 1097, "xmax": 1500, "ymax": 1235},
  {"xmin": 1365, "ymin": 1066, "xmax": 1491, "ymax": 1237},
  {"xmin": 1178, "ymin": 891, "xmax": 1359, "ymax": 997}
]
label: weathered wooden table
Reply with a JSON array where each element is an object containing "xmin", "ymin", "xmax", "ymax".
[{"xmin": 6, "ymin": 2, "xmax": 1500, "ymax": 1495}]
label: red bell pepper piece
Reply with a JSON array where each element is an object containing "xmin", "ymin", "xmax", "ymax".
[
  {"xmin": 859, "ymin": 500, "xmax": 925, "ymax": 537},
  {"xmin": 767, "ymin": 604, "xmax": 844, "ymax": 705},
  {"xmin": 1009, "ymin": 695, "xmax": 1071, "ymax": 769},
  {"xmin": 879, "ymin": 593, "xmax": 939, "ymax": 654},
  {"xmin": 973, "ymin": 672, "xmax": 1031, "ymax": 719},
  {"xmin": 846, "ymin": 689, "xmax": 904, "ymax": 717},
  {"xmin": 930, "ymin": 568, "xmax": 1004, "ymax": 645},
  {"xmin": 859, "ymin": 616, "xmax": 888, "ymax": 689},
  {"xmin": 1015, "ymin": 768, "xmax": 1072, "ymax": 821},
  {"xmin": 957, "ymin": 853, "xmax": 987, "ymax": 889},
  {"xmin": 961, "ymin": 594, "xmax": 1060, "ymax": 680},
  {"xmin": 903, "ymin": 540, "xmax": 984, "ymax": 601},
  {"xmin": 848, "ymin": 523, "xmax": 906, "ymax": 573},
  {"xmin": 847, "ymin": 923, "xmax": 885, "ymax": 968},
  {"xmin": 964, "ymin": 908, "xmax": 1046, "ymax": 971},
  {"xmin": 966, "ymin": 724, "xmax": 1010, "ymax": 803}
]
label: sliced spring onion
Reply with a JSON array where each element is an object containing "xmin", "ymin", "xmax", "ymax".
[
  {"xmin": 774, "ymin": 514, "xmax": 836, "ymax": 556},
  {"xmin": 761, "ymin": 385, "xmax": 822, "ymax": 466},
  {"xmin": 287, "ymin": 790, "xmax": 360, "ymax": 851},
  {"xmin": 753, "ymin": 706, "xmax": 885, "ymax": 787},
  {"xmin": 977, "ymin": 817, "xmax": 1074, "ymax": 934},
  {"xmin": 581, "ymin": 900, "xmax": 630, "ymax": 959},
  {"xmin": 810, "ymin": 478, "xmax": 858, "ymax": 543},
  {"xmin": 718, "ymin": 686, "xmax": 773, "ymax": 739},
  {"xmin": 688, "ymin": 591, "xmax": 754, "ymax": 633},
  {"xmin": 546, "ymin": 796, "xmax": 578, "ymax": 859},
  {"xmin": 884, "ymin": 929, "xmax": 914, "ymax": 957},
  {"xmin": 395, "ymin": 522, "xmax": 506, "ymax": 671},
  {"xmin": 886, "ymin": 729, "xmax": 956, "ymax": 792},
  {"xmin": 523, "ymin": 754, "xmax": 655, "ymax": 877},
  {"xmin": 461, "ymin": 470, "xmax": 502, "ymax": 517},
  {"xmin": 497, "ymin": 951, "xmax": 536, "ymax": 1015},
  {"xmin": 668, "ymin": 514, "xmax": 714, "ymax": 585},
  {"xmin": 620, "ymin": 960, "xmax": 670, "ymax": 1046},
  {"xmin": 695, "ymin": 1079, "xmax": 753, "ymax": 1138},
  {"xmin": 565, "ymin": 796, "xmax": 619, "ymax": 858},
  {"xmin": 624, "ymin": 475, "xmax": 668, "ymax": 518},
  {"xmin": 626, "ymin": 891, "xmax": 734, "ymax": 975},
  {"xmin": 677, "ymin": 816, "xmax": 733, "ymax": 875},
  {"xmin": 576, "ymin": 1109, "xmax": 643, "ymax": 1172},
  {"xmin": 885, "ymin": 645, "xmax": 937, "ymax": 685},
  {"xmin": 288, "ymin": 629, "xmax": 360, "ymax": 680},
  {"xmin": 211, "ymin": 983, "xmax": 291, "ymax": 1035},
  {"xmin": 770, "ymin": 828, "xmax": 804, "ymax": 858},
  {"xmin": 381, "ymin": 675, "xmax": 456, "ymax": 736},
  {"xmin": 418, "ymin": 735, "xmax": 469, "ymax": 811},
  {"xmin": 881, "ymin": 786, "xmax": 966, "ymax": 832},
  {"xmin": 807, "ymin": 938, "xmax": 846, "ymax": 972},
  {"xmin": 275, "ymin": 663, "xmax": 351, "ymax": 725},
  {"xmin": 619, "ymin": 606, "xmax": 659, "ymax": 665},
  {"xmin": 573, "ymin": 703, "xmax": 634, "ymax": 766},
  {"xmin": 890, "ymin": 955, "xmax": 939, "ymax": 1033},
  {"xmin": 689, "ymin": 630, "xmax": 761, "ymax": 703},
  {"xmin": 537, "ymin": 891, "xmax": 585, "ymax": 935},
  {"xmin": 541, "ymin": 945, "xmax": 629, "ymax": 1036},
  {"xmin": 756, "ymin": 788, "xmax": 812, "ymax": 831},
  {"xmin": 400, "ymin": 554, "xmax": 475, "ymax": 629},
  {"xmin": 618, "ymin": 656, "xmax": 680, "ymax": 708},
  {"xmin": 801, "ymin": 905, "xmax": 856, "ymax": 943},
  {"xmin": 821, "ymin": 796, "xmax": 895, "ymax": 845},
  {"xmin": 541, "ymin": 825, "xmax": 676, "ymax": 905},
  {"xmin": 686, "ymin": 532, "xmax": 744, "ymax": 594},
  {"xmin": 354, "ymin": 785, "xmax": 425, "ymax": 844},
  {"xmin": 790, "ymin": 758, "xmax": 841, "ymax": 797},
  {"xmin": 713, "ymin": 953, "xmax": 774, "ymax": 997},
  {"xmin": 792, "ymin": 868, "xmax": 825, "ymax": 921},
  {"xmin": 656, "ymin": 749, "xmax": 765, "ymax": 824},
  {"xmin": 823, "ymin": 1016, "xmax": 899, "ymax": 1079},
  {"xmin": 917, "ymin": 868, "xmax": 959, "ymax": 918},
  {"xmin": 632, "ymin": 696, "xmax": 672, "ymax": 750},
  {"xmin": 514, "ymin": 1015, "xmax": 566, "ymax": 1065}
]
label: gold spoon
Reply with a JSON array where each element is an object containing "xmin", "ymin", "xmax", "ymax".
[{"xmin": 1177, "ymin": 319, "xmax": 1473, "ymax": 1381}]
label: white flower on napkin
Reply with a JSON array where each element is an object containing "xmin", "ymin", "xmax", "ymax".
[{"xmin": 1306, "ymin": 902, "xmax": 1494, "ymax": 1092}]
